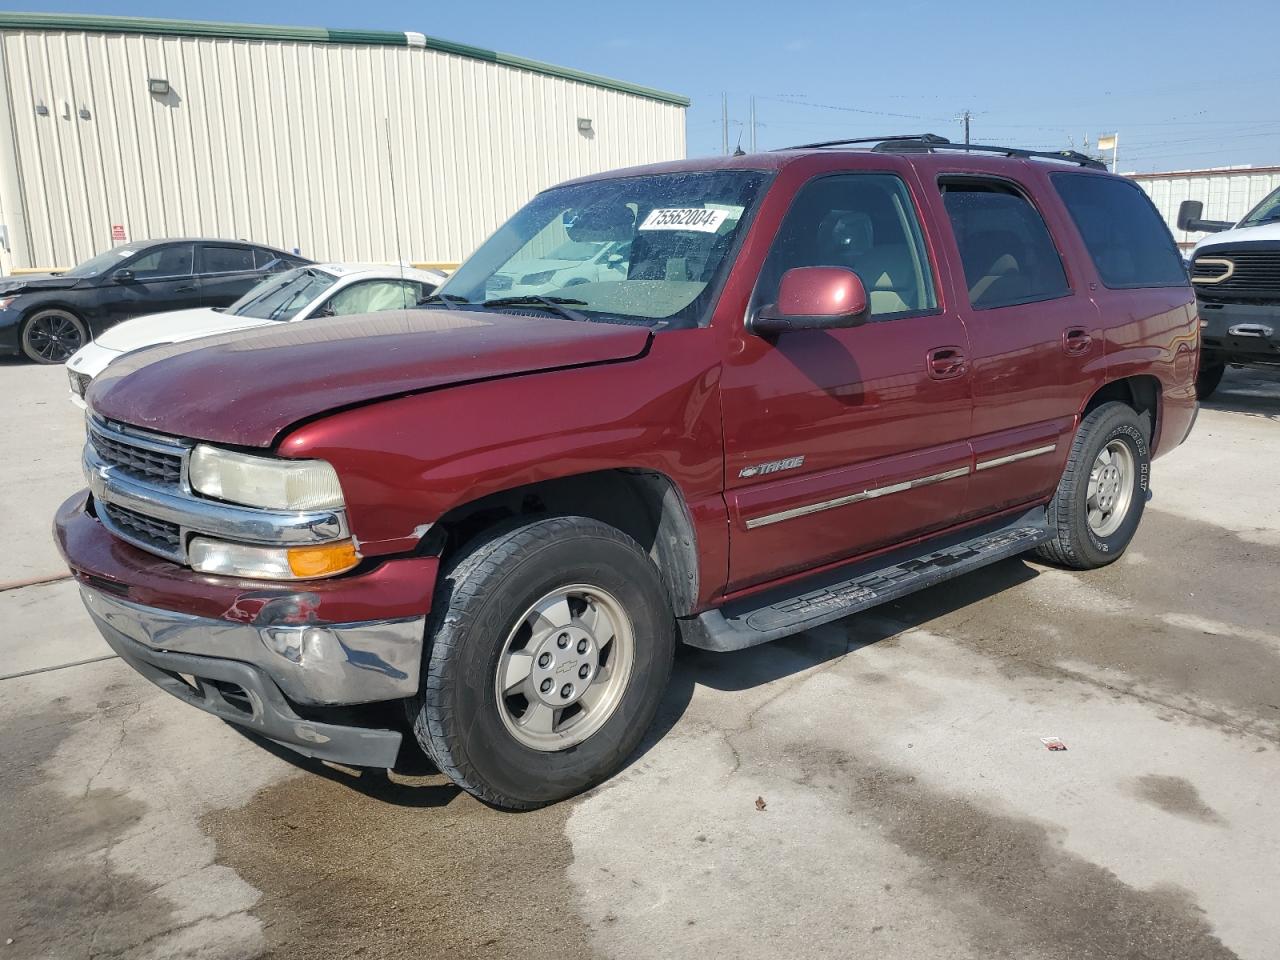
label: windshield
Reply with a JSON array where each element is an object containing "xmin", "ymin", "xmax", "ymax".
[
  {"xmin": 63, "ymin": 246, "xmax": 145, "ymax": 278},
  {"xmin": 441, "ymin": 170, "xmax": 769, "ymax": 327},
  {"xmin": 1241, "ymin": 186, "xmax": 1280, "ymax": 227},
  {"xmin": 227, "ymin": 267, "xmax": 338, "ymax": 321}
]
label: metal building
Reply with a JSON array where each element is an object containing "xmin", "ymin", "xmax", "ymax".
[
  {"xmin": 0, "ymin": 13, "xmax": 688, "ymax": 275},
  {"xmin": 1130, "ymin": 166, "xmax": 1280, "ymax": 251}
]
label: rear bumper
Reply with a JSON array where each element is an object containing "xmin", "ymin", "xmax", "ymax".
[{"xmin": 90, "ymin": 596, "xmax": 404, "ymax": 768}]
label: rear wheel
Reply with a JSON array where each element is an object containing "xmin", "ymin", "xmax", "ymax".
[
  {"xmin": 21, "ymin": 309, "xmax": 87, "ymax": 364},
  {"xmin": 1195, "ymin": 361, "xmax": 1225, "ymax": 401},
  {"xmin": 1036, "ymin": 401, "xmax": 1149, "ymax": 570},
  {"xmin": 408, "ymin": 515, "xmax": 676, "ymax": 809}
]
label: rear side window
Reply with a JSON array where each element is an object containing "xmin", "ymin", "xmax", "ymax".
[
  {"xmin": 1051, "ymin": 174, "xmax": 1187, "ymax": 289},
  {"xmin": 202, "ymin": 244, "xmax": 256, "ymax": 274},
  {"xmin": 940, "ymin": 180, "xmax": 1070, "ymax": 310}
]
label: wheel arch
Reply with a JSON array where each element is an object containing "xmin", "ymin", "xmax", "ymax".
[
  {"xmin": 431, "ymin": 468, "xmax": 701, "ymax": 617},
  {"xmin": 1080, "ymin": 374, "xmax": 1160, "ymax": 444}
]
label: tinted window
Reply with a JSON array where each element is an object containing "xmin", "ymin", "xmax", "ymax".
[
  {"xmin": 757, "ymin": 173, "xmax": 937, "ymax": 318},
  {"xmin": 1052, "ymin": 174, "xmax": 1188, "ymax": 288},
  {"xmin": 128, "ymin": 243, "xmax": 194, "ymax": 279},
  {"xmin": 202, "ymin": 244, "xmax": 256, "ymax": 274},
  {"xmin": 254, "ymin": 247, "xmax": 287, "ymax": 270},
  {"xmin": 941, "ymin": 181, "xmax": 1069, "ymax": 309}
]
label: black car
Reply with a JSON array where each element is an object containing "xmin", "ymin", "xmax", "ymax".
[{"xmin": 0, "ymin": 239, "xmax": 311, "ymax": 363}]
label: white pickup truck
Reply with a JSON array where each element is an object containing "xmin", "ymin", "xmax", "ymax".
[{"xmin": 1179, "ymin": 187, "xmax": 1280, "ymax": 399}]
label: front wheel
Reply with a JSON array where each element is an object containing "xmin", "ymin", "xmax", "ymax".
[
  {"xmin": 21, "ymin": 308, "xmax": 87, "ymax": 364},
  {"xmin": 408, "ymin": 516, "xmax": 676, "ymax": 809},
  {"xmin": 1036, "ymin": 401, "xmax": 1150, "ymax": 570}
]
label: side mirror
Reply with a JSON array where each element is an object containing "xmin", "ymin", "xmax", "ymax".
[
  {"xmin": 112, "ymin": 269, "xmax": 134, "ymax": 283},
  {"xmin": 752, "ymin": 266, "xmax": 870, "ymax": 335},
  {"xmin": 1176, "ymin": 199, "xmax": 1232, "ymax": 234}
]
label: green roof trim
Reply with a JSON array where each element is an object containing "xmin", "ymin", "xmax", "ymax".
[{"xmin": 0, "ymin": 12, "xmax": 690, "ymax": 107}]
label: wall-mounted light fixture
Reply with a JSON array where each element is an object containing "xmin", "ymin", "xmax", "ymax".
[
  {"xmin": 34, "ymin": 101, "xmax": 48, "ymax": 117},
  {"xmin": 577, "ymin": 117, "xmax": 594, "ymax": 134},
  {"xmin": 148, "ymin": 78, "xmax": 170, "ymax": 96}
]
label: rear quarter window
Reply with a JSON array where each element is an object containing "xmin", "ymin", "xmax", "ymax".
[{"xmin": 1051, "ymin": 174, "xmax": 1188, "ymax": 289}]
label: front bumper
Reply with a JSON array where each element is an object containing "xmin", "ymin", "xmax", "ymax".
[
  {"xmin": 0, "ymin": 310, "xmax": 21, "ymax": 356},
  {"xmin": 1198, "ymin": 300, "xmax": 1280, "ymax": 364},
  {"xmin": 82, "ymin": 584, "xmax": 425, "ymax": 707},
  {"xmin": 87, "ymin": 590, "xmax": 405, "ymax": 768},
  {"xmin": 56, "ymin": 489, "xmax": 438, "ymax": 765}
]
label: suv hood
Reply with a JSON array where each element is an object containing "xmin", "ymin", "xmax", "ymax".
[
  {"xmin": 87, "ymin": 308, "xmax": 652, "ymax": 447},
  {"xmin": 1194, "ymin": 221, "xmax": 1280, "ymax": 254},
  {"xmin": 93, "ymin": 307, "xmax": 268, "ymax": 352}
]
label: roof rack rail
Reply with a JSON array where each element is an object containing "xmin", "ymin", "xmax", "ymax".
[
  {"xmin": 778, "ymin": 132, "xmax": 1106, "ymax": 170},
  {"xmin": 777, "ymin": 133, "xmax": 948, "ymax": 151},
  {"xmin": 870, "ymin": 135, "xmax": 1107, "ymax": 169}
]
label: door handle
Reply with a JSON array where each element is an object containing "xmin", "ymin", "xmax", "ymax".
[
  {"xmin": 175, "ymin": 284, "xmax": 197, "ymax": 292},
  {"xmin": 1063, "ymin": 326, "xmax": 1093, "ymax": 356},
  {"xmin": 927, "ymin": 346, "xmax": 967, "ymax": 380}
]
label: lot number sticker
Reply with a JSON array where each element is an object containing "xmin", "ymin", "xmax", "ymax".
[{"xmin": 640, "ymin": 208, "xmax": 728, "ymax": 233}]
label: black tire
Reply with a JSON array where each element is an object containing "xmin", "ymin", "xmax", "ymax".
[
  {"xmin": 1036, "ymin": 401, "xmax": 1150, "ymax": 570},
  {"xmin": 408, "ymin": 515, "xmax": 676, "ymax": 809},
  {"xmin": 1195, "ymin": 361, "xmax": 1225, "ymax": 401},
  {"xmin": 20, "ymin": 308, "xmax": 87, "ymax": 364}
]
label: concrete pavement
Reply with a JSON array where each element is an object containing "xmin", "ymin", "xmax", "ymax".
[{"xmin": 2, "ymin": 361, "xmax": 1278, "ymax": 959}]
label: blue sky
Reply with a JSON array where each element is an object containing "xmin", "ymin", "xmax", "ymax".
[{"xmin": 18, "ymin": 0, "xmax": 1280, "ymax": 172}]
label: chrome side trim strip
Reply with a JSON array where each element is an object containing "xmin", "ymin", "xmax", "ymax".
[
  {"xmin": 744, "ymin": 466, "xmax": 969, "ymax": 530},
  {"xmin": 974, "ymin": 443, "xmax": 1057, "ymax": 472}
]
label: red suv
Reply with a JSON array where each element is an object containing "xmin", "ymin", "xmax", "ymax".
[{"xmin": 56, "ymin": 135, "xmax": 1198, "ymax": 809}]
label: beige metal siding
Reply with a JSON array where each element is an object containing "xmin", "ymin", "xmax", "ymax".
[
  {"xmin": 1131, "ymin": 168, "xmax": 1280, "ymax": 250},
  {"xmin": 0, "ymin": 27, "xmax": 686, "ymax": 271}
]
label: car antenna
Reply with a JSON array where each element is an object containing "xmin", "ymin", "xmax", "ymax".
[{"xmin": 384, "ymin": 116, "xmax": 408, "ymax": 293}]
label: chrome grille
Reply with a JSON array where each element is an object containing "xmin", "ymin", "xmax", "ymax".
[
  {"xmin": 99, "ymin": 502, "xmax": 182, "ymax": 555},
  {"xmin": 88, "ymin": 420, "xmax": 185, "ymax": 486},
  {"xmin": 68, "ymin": 370, "xmax": 91, "ymax": 399},
  {"xmin": 1193, "ymin": 248, "xmax": 1280, "ymax": 300}
]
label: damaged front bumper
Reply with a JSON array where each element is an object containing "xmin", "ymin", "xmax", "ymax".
[{"xmin": 56, "ymin": 490, "xmax": 437, "ymax": 768}]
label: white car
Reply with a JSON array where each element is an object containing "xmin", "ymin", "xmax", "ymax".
[
  {"xmin": 66, "ymin": 262, "xmax": 445, "ymax": 406},
  {"xmin": 485, "ymin": 238, "xmax": 630, "ymax": 298}
]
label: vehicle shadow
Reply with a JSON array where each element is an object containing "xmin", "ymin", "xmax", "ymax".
[
  {"xmin": 227, "ymin": 709, "xmax": 462, "ymax": 808},
  {"xmin": 635, "ymin": 554, "xmax": 1041, "ymax": 744},
  {"xmin": 1203, "ymin": 367, "xmax": 1280, "ymax": 420},
  {"xmin": 241, "ymin": 555, "xmax": 1038, "ymax": 808}
]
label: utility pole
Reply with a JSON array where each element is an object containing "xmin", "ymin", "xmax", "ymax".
[
  {"xmin": 721, "ymin": 93, "xmax": 729, "ymax": 156},
  {"xmin": 750, "ymin": 96, "xmax": 757, "ymax": 153},
  {"xmin": 961, "ymin": 109, "xmax": 972, "ymax": 146}
]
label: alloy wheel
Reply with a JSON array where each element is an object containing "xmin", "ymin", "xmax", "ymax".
[{"xmin": 495, "ymin": 584, "xmax": 635, "ymax": 751}]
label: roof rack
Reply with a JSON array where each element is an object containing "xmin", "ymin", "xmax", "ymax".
[
  {"xmin": 780, "ymin": 133, "xmax": 1107, "ymax": 170},
  {"xmin": 778, "ymin": 133, "xmax": 949, "ymax": 151}
]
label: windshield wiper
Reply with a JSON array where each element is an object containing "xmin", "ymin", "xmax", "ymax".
[
  {"xmin": 418, "ymin": 293, "xmax": 471, "ymax": 310},
  {"xmin": 480, "ymin": 295, "xmax": 590, "ymax": 322}
]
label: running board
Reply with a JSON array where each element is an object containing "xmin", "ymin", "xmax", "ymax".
[{"xmin": 681, "ymin": 508, "xmax": 1051, "ymax": 652}]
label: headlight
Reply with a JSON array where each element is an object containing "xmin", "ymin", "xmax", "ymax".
[
  {"xmin": 519, "ymin": 270, "xmax": 557, "ymax": 285},
  {"xmin": 189, "ymin": 537, "xmax": 359, "ymax": 580},
  {"xmin": 0, "ymin": 295, "xmax": 19, "ymax": 310},
  {"xmin": 189, "ymin": 445, "xmax": 345, "ymax": 510}
]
